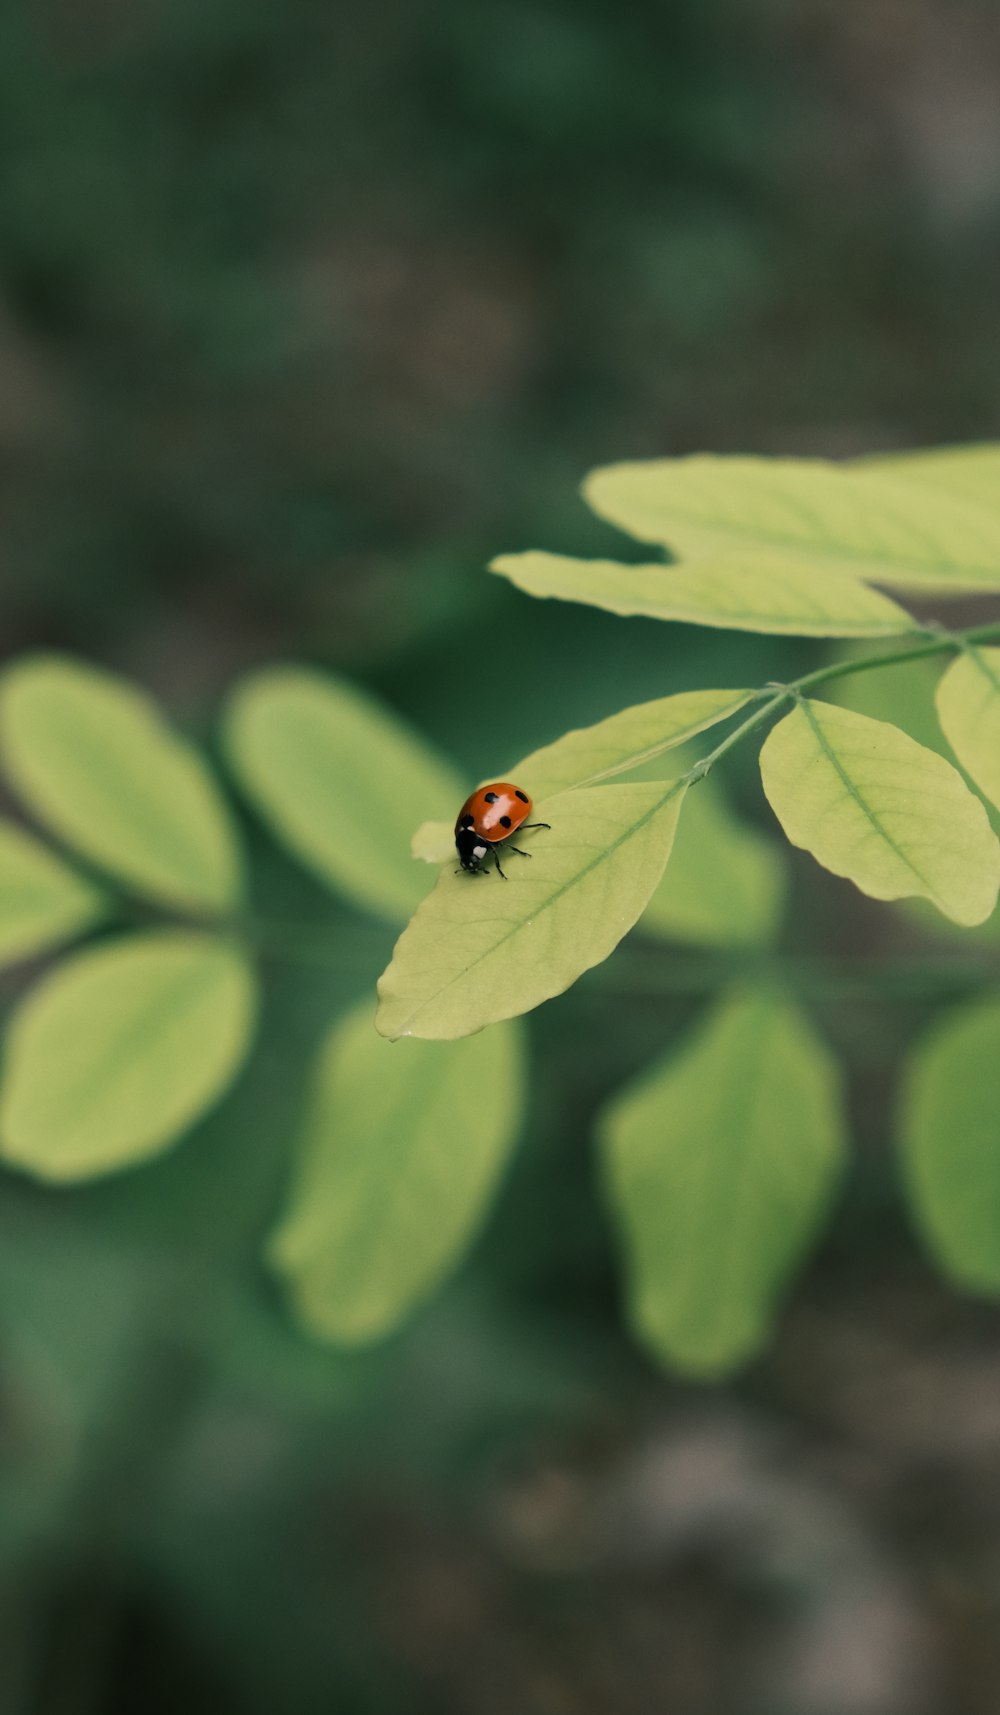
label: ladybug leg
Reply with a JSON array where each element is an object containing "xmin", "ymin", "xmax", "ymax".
[
  {"xmin": 507, "ymin": 845, "xmax": 531, "ymax": 857},
  {"xmin": 521, "ymin": 822, "xmax": 550, "ymax": 831},
  {"xmin": 492, "ymin": 847, "xmax": 508, "ymax": 879}
]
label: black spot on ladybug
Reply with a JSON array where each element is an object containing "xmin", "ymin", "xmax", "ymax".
[
  {"xmin": 484, "ymin": 792, "xmax": 498, "ymax": 803},
  {"xmin": 461, "ymin": 814, "xmax": 474, "ymax": 827},
  {"xmin": 515, "ymin": 790, "xmax": 528, "ymax": 802},
  {"xmin": 499, "ymin": 814, "xmax": 512, "ymax": 828}
]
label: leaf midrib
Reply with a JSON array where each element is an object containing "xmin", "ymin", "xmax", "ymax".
[
  {"xmin": 799, "ymin": 700, "xmax": 939, "ymax": 901},
  {"xmin": 675, "ymin": 1004, "xmax": 770, "ymax": 1353},
  {"xmin": 522, "ymin": 562, "xmax": 909, "ymax": 630},
  {"xmin": 612, "ymin": 468, "xmax": 1000, "ymax": 582},
  {"xmin": 965, "ymin": 644, "xmax": 1000, "ymax": 698},
  {"xmin": 393, "ymin": 783, "xmax": 686, "ymax": 1031}
]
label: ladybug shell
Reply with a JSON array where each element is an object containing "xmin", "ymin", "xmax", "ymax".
[{"xmin": 455, "ymin": 781, "xmax": 532, "ymax": 845}]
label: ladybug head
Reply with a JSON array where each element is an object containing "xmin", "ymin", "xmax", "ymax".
[{"xmin": 455, "ymin": 824, "xmax": 489, "ymax": 873}]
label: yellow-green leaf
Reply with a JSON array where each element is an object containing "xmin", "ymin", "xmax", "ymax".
[
  {"xmin": 935, "ymin": 647, "xmax": 1000, "ymax": 812},
  {"xmin": 600, "ymin": 991, "xmax": 845, "ymax": 1375},
  {"xmin": 899, "ymin": 997, "xmax": 1000, "ymax": 1293},
  {"xmin": 0, "ymin": 655, "xmax": 242, "ymax": 912},
  {"xmin": 269, "ymin": 1006, "xmax": 523, "ymax": 1344},
  {"xmin": 760, "ymin": 699, "xmax": 1000, "ymax": 926},
  {"xmin": 868, "ymin": 443, "xmax": 1000, "ymax": 512},
  {"xmin": 377, "ymin": 781, "xmax": 687, "ymax": 1040},
  {"xmin": 411, "ymin": 819, "xmax": 454, "ymax": 864},
  {"xmin": 223, "ymin": 667, "xmax": 463, "ymax": 924},
  {"xmin": 640, "ymin": 778, "xmax": 785, "ymax": 949},
  {"xmin": 410, "ymin": 688, "xmax": 750, "ymax": 866},
  {"xmin": 0, "ymin": 932, "xmax": 256, "ymax": 1181},
  {"xmin": 583, "ymin": 454, "xmax": 1000, "ymax": 591},
  {"xmin": 491, "ymin": 550, "xmax": 913, "ymax": 636},
  {"xmin": 0, "ymin": 821, "xmax": 106, "ymax": 967},
  {"xmin": 510, "ymin": 687, "xmax": 752, "ymax": 794}
]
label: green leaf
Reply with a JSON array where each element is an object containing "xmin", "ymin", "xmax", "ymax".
[
  {"xmin": 491, "ymin": 550, "xmax": 914, "ymax": 637},
  {"xmin": 600, "ymin": 990, "xmax": 846, "ymax": 1375},
  {"xmin": 0, "ymin": 931, "xmax": 256, "ymax": 1181},
  {"xmin": 411, "ymin": 819, "xmax": 454, "ymax": 864},
  {"xmin": 825, "ymin": 651, "xmax": 1000, "ymax": 941},
  {"xmin": 760, "ymin": 699, "xmax": 1000, "ymax": 927},
  {"xmin": 582, "ymin": 454, "xmax": 1000, "ymax": 592},
  {"xmin": 510, "ymin": 687, "xmax": 752, "ymax": 794},
  {"xmin": 269, "ymin": 1005, "xmax": 524, "ymax": 1343},
  {"xmin": 0, "ymin": 655, "xmax": 242, "ymax": 912},
  {"xmin": 899, "ymin": 996, "xmax": 1000, "ymax": 1292},
  {"xmin": 223, "ymin": 667, "xmax": 463, "ymax": 924},
  {"xmin": 640, "ymin": 778, "xmax": 785, "ymax": 949},
  {"xmin": 377, "ymin": 781, "xmax": 688, "ymax": 1040},
  {"xmin": 869, "ymin": 443, "xmax": 1000, "ymax": 511},
  {"xmin": 935, "ymin": 648, "xmax": 1000, "ymax": 812},
  {"xmin": 410, "ymin": 688, "xmax": 750, "ymax": 867},
  {"xmin": 0, "ymin": 821, "xmax": 106, "ymax": 967}
]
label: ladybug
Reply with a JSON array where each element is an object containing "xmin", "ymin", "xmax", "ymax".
[{"xmin": 454, "ymin": 782, "xmax": 550, "ymax": 878}]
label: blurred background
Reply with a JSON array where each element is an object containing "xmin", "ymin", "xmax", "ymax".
[{"xmin": 2, "ymin": 1, "xmax": 1000, "ymax": 1710}]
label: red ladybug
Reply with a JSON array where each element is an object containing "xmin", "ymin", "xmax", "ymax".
[{"xmin": 454, "ymin": 781, "xmax": 550, "ymax": 878}]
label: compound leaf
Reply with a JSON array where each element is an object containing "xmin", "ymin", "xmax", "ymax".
[
  {"xmin": 224, "ymin": 667, "xmax": 463, "ymax": 924},
  {"xmin": 0, "ymin": 821, "xmax": 106, "ymax": 967},
  {"xmin": 935, "ymin": 647, "xmax": 1000, "ymax": 812},
  {"xmin": 491, "ymin": 550, "xmax": 913, "ymax": 637},
  {"xmin": 899, "ymin": 997, "xmax": 1000, "ymax": 1292},
  {"xmin": 600, "ymin": 990, "xmax": 845, "ymax": 1374},
  {"xmin": 269, "ymin": 1005, "xmax": 524, "ymax": 1343},
  {"xmin": 378, "ymin": 781, "xmax": 687, "ymax": 1040},
  {"xmin": 0, "ymin": 931, "xmax": 256, "ymax": 1181},
  {"xmin": 760, "ymin": 700, "xmax": 1000, "ymax": 926},
  {"xmin": 0, "ymin": 655, "xmax": 242, "ymax": 912},
  {"xmin": 583, "ymin": 454, "xmax": 1000, "ymax": 591}
]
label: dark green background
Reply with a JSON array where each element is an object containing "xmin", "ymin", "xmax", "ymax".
[{"xmin": 1, "ymin": 2, "xmax": 999, "ymax": 1710}]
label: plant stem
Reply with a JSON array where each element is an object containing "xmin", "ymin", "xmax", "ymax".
[
  {"xmin": 676, "ymin": 617, "xmax": 1000, "ymax": 790},
  {"xmin": 216, "ymin": 615, "xmax": 1000, "ymax": 979}
]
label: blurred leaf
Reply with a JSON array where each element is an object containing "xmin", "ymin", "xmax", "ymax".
[
  {"xmin": 0, "ymin": 931, "xmax": 256, "ymax": 1181},
  {"xmin": 377, "ymin": 782, "xmax": 687, "ymax": 1040},
  {"xmin": 640, "ymin": 777, "xmax": 785, "ymax": 948},
  {"xmin": 869, "ymin": 443, "xmax": 1000, "ymax": 510},
  {"xmin": 0, "ymin": 821, "xmax": 106, "ymax": 967},
  {"xmin": 760, "ymin": 700, "xmax": 1000, "ymax": 926},
  {"xmin": 0, "ymin": 655, "xmax": 242, "ymax": 912},
  {"xmin": 223, "ymin": 667, "xmax": 463, "ymax": 925},
  {"xmin": 491, "ymin": 550, "xmax": 914, "ymax": 636},
  {"xmin": 825, "ymin": 641, "xmax": 945, "ymax": 753},
  {"xmin": 899, "ymin": 996, "xmax": 1000, "ymax": 1292},
  {"xmin": 600, "ymin": 990, "xmax": 846, "ymax": 1374},
  {"xmin": 583, "ymin": 453, "xmax": 1000, "ymax": 591},
  {"xmin": 269, "ymin": 1005, "xmax": 524, "ymax": 1343},
  {"xmin": 935, "ymin": 648, "xmax": 1000, "ymax": 812},
  {"xmin": 510, "ymin": 687, "xmax": 752, "ymax": 792}
]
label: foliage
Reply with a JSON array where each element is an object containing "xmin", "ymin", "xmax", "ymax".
[
  {"xmin": 268, "ymin": 1004, "xmax": 525, "ymax": 1343},
  {"xmin": 1, "ymin": 446, "xmax": 1000, "ymax": 1382},
  {"xmin": 600, "ymin": 990, "xmax": 845, "ymax": 1373}
]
